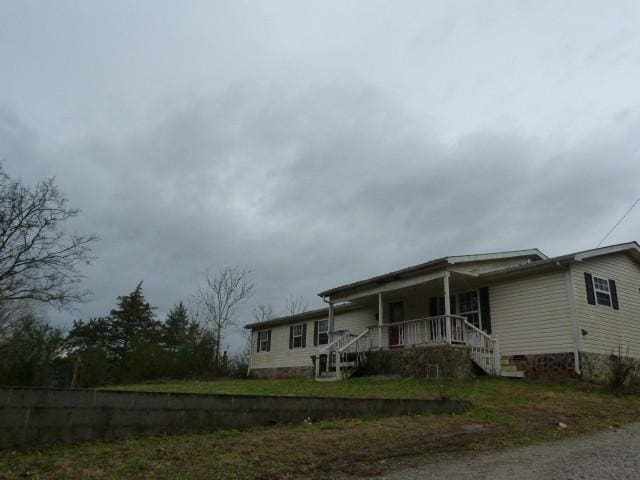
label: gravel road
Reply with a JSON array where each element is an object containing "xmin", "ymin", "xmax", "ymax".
[{"xmin": 375, "ymin": 423, "xmax": 640, "ymax": 480}]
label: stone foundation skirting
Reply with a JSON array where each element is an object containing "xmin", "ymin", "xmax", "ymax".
[
  {"xmin": 580, "ymin": 352, "xmax": 611, "ymax": 384},
  {"xmin": 579, "ymin": 351, "xmax": 640, "ymax": 385},
  {"xmin": 357, "ymin": 345, "xmax": 472, "ymax": 378},
  {"xmin": 250, "ymin": 366, "xmax": 313, "ymax": 379},
  {"xmin": 506, "ymin": 352, "xmax": 576, "ymax": 379}
]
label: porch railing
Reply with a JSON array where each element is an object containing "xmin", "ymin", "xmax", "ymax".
[
  {"xmin": 314, "ymin": 330, "xmax": 355, "ymax": 378},
  {"xmin": 464, "ymin": 319, "xmax": 501, "ymax": 375},
  {"xmin": 369, "ymin": 314, "xmax": 467, "ymax": 349}
]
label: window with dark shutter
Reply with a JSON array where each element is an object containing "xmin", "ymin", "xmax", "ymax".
[
  {"xmin": 479, "ymin": 287, "xmax": 492, "ymax": 334},
  {"xmin": 609, "ymin": 279, "xmax": 619, "ymax": 310},
  {"xmin": 302, "ymin": 323, "xmax": 307, "ymax": 348},
  {"xmin": 586, "ymin": 273, "xmax": 619, "ymax": 309},
  {"xmin": 584, "ymin": 272, "xmax": 596, "ymax": 305},
  {"xmin": 291, "ymin": 324, "xmax": 305, "ymax": 348},
  {"xmin": 258, "ymin": 330, "xmax": 270, "ymax": 352},
  {"xmin": 315, "ymin": 319, "xmax": 328, "ymax": 345},
  {"xmin": 429, "ymin": 295, "xmax": 458, "ymax": 316}
]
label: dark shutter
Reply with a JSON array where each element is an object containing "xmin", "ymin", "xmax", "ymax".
[
  {"xmin": 609, "ymin": 279, "xmax": 619, "ymax": 310},
  {"xmin": 313, "ymin": 321, "xmax": 318, "ymax": 346},
  {"xmin": 302, "ymin": 324, "xmax": 307, "ymax": 348},
  {"xmin": 450, "ymin": 295, "xmax": 457, "ymax": 314},
  {"xmin": 585, "ymin": 272, "xmax": 596, "ymax": 305},
  {"xmin": 479, "ymin": 287, "xmax": 492, "ymax": 334},
  {"xmin": 256, "ymin": 331, "xmax": 261, "ymax": 352},
  {"xmin": 429, "ymin": 297, "xmax": 438, "ymax": 316},
  {"xmin": 289, "ymin": 326, "xmax": 294, "ymax": 349},
  {"xmin": 267, "ymin": 330, "xmax": 272, "ymax": 351}
]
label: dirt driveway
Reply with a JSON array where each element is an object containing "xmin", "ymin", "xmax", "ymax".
[{"xmin": 375, "ymin": 422, "xmax": 640, "ymax": 480}]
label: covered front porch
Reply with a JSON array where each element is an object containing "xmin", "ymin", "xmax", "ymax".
[{"xmin": 315, "ymin": 270, "xmax": 501, "ymax": 380}]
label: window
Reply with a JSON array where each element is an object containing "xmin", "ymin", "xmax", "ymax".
[
  {"xmin": 290, "ymin": 323, "xmax": 306, "ymax": 349},
  {"xmin": 585, "ymin": 272, "xmax": 619, "ymax": 310},
  {"xmin": 315, "ymin": 319, "xmax": 329, "ymax": 345},
  {"xmin": 257, "ymin": 330, "xmax": 271, "ymax": 352},
  {"xmin": 430, "ymin": 295, "xmax": 457, "ymax": 316},
  {"xmin": 593, "ymin": 276, "xmax": 612, "ymax": 307},
  {"xmin": 458, "ymin": 291, "xmax": 480, "ymax": 329}
]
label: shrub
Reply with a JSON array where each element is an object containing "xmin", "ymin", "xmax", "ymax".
[{"xmin": 608, "ymin": 345, "xmax": 640, "ymax": 392}]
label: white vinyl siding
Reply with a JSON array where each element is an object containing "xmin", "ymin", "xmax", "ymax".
[
  {"xmin": 572, "ymin": 253, "xmax": 640, "ymax": 358},
  {"xmin": 490, "ymin": 271, "xmax": 574, "ymax": 355},
  {"xmin": 250, "ymin": 308, "xmax": 374, "ymax": 370}
]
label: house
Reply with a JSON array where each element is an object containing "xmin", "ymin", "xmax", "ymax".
[{"xmin": 245, "ymin": 242, "xmax": 640, "ymax": 382}]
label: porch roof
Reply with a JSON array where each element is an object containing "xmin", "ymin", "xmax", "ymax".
[{"xmin": 318, "ymin": 248, "xmax": 547, "ymax": 299}]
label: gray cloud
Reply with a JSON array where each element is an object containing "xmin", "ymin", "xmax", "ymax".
[
  {"xmin": 2, "ymin": 83, "xmax": 640, "ymax": 351},
  {"xmin": 3, "ymin": 2, "xmax": 640, "ymax": 350}
]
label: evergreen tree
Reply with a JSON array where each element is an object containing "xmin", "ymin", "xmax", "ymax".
[
  {"xmin": 108, "ymin": 282, "xmax": 163, "ymax": 382},
  {"xmin": 109, "ymin": 282, "xmax": 159, "ymax": 359},
  {"xmin": 163, "ymin": 301, "xmax": 191, "ymax": 353},
  {"xmin": 66, "ymin": 317, "xmax": 112, "ymax": 386},
  {"xmin": 0, "ymin": 314, "xmax": 65, "ymax": 386}
]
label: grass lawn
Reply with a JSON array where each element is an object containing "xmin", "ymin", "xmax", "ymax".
[{"xmin": 2, "ymin": 377, "xmax": 640, "ymax": 479}]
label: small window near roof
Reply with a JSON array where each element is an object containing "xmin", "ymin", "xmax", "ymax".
[{"xmin": 593, "ymin": 276, "xmax": 612, "ymax": 307}]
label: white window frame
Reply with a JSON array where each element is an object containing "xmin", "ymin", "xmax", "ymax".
[
  {"xmin": 316, "ymin": 319, "xmax": 329, "ymax": 345},
  {"xmin": 258, "ymin": 330, "xmax": 269, "ymax": 352},
  {"xmin": 458, "ymin": 290, "xmax": 481, "ymax": 330},
  {"xmin": 292, "ymin": 324, "xmax": 304, "ymax": 348},
  {"xmin": 592, "ymin": 275, "xmax": 612, "ymax": 307}
]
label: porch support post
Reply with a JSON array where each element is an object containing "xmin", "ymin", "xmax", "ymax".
[
  {"xmin": 378, "ymin": 292, "xmax": 383, "ymax": 349},
  {"xmin": 443, "ymin": 271, "xmax": 452, "ymax": 343}
]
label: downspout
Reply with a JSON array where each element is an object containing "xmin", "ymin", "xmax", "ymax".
[
  {"xmin": 246, "ymin": 330, "xmax": 253, "ymax": 377},
  {"xmin": 562, "ymin": 261, "xmax": 582, "ymax": 375},
  {"xmin": 321, "ymin": 295, "xmax": 334, "ymax": 332}
]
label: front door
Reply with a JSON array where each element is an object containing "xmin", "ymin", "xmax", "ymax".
[{"xmin": 388, "ymin": 301, "xmax": 404, "ymax": 347}]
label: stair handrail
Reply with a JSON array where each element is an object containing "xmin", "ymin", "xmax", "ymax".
[
  {"xmin": 338, "ymin": 327, "xmax": 370, "ymax": 353},
  {"xmin": 463, "ymin": 319, "xmax": 501, "ymax": 375},
  {"xmin": 315, "ymin": 330, "xmax": 352, "ymax": 378},
  {"xmin": 335, "ymin": 328, "xmax": 370, "ymax": 380}
]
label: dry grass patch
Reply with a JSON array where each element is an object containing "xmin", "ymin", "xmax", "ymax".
[{"xmin": 2, "ymin": 377, "xmax": 640, "ymax": 479}]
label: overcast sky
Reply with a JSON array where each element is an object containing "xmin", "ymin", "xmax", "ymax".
[{"xmin": 2, "ymin": 1, "xmax": 640, "ymax": 350}]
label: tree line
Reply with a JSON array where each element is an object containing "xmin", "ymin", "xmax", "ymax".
[{"xmin": 0, "ymin": 165, "xmax": 305, "ymax": 387}]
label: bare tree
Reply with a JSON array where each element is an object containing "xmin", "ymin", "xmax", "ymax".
[
  {"xmin": 195, "ymin": 266, "xmax": 254, "ymax": 369},
  {"xmin": 0, "ymin": 167, "xmax": 97, "ymax": 308},
  {"xmin": 283, "ymin": 294, "xmax": 309, "ymax": 317},
  {"xmin": 252, "ymin": 304, "xmax": 274, "ymax": 323}
]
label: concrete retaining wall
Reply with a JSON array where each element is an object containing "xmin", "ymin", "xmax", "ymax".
[{"xmin": 0, "ymin": 387, "xmax": 466, "ymax": 449}]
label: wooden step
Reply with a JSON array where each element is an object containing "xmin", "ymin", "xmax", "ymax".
[
  {"xmin": 500, "ymin": 364, "xmax": 520, "ymax": 373},
  {"xmin": 500, "ymin": 370, "xmax": 525, "ymax": 378}
]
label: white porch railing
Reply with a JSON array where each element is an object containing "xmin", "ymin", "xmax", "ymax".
[
  {"xmin": 464, "ymin": 319, "xmax": 501, "ymax": 375},
  {"xmin": 369, "ymin": 315, "xmax": 467, "ymax": 349},
  {"xmin": 314, "ymin": 330, "xmax": 354, "ymax": 378},
  {"xmin": 314, "ymin": 315, "xmax": 501, "ymax": 379}
]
